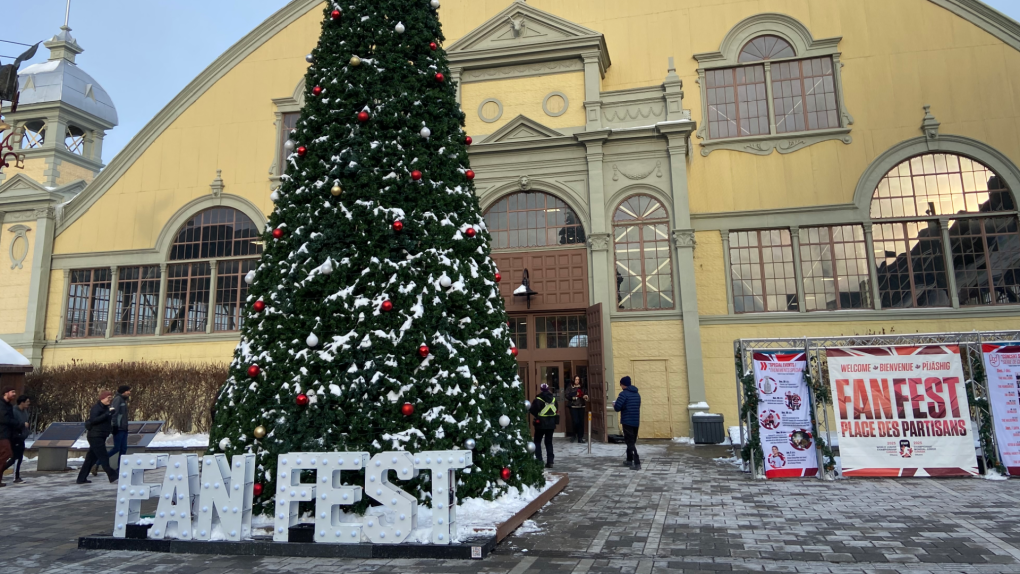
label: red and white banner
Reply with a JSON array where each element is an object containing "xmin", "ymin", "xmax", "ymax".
[
  {"xmin": 981, "ymin": 343, "xmax": 1020, "ymax": 476},
  {"xmin": 752, "ymin": 351, "xmax": 818, "ymax": 479},
  {"xmin": 827, "ymin": 345, "xmax": 978, "ymax": 477}
]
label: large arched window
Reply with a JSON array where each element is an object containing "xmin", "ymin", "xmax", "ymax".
[
  {"xmin": 871, "ymin": 153, "xmax": 1019, "ymax": 308},
  {"xmin": 164, "ymin": 208, "xmax": 263, "ymax": 334},
  {"xmin": 613, "ymin": 196, "xmax": 674, "ymax": 310},
  {"xmin": 483, "ymin": 192, "xmax": 586, "ymax": 250}
]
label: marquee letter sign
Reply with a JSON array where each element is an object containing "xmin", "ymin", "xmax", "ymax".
[{"xmin": 114, "ymin": 450, "xmax": 472, "ymax": 545}]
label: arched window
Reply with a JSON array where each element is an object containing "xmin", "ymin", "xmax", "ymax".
[
  {"xmin": 613, "ymin": 196, "xmax": 674, "ymax": 310},
  {"xmin": 483, "ymin": 192, "xmax": 586, "ymax": 250},
  {"xmin": 871, "ymin": 153, "xmax": 1020, "ymax": 308},
  {"xmin": 739, "ymin": 35, "xmax": 795, "ymax": 62},
  {"xmin": 164, "ymin": 208, "xmax": 263, "ymax": 334}
]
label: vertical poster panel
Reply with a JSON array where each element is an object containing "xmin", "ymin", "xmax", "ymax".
[
  {"xmin": 752, "ymin": 351, "xmax": 818, "ymax": 478},
  {"xmin": 826, "ymin": 345, "xmax": 978, "ymax": 477},
  {"xmin": 981, "ymin": 343, "xmax": 1020, "ymax": 475}
]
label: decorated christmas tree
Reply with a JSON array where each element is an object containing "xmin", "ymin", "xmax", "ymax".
[{"xmin": 207, "ymin": 0, "xmax": 545, "ymax": 516}]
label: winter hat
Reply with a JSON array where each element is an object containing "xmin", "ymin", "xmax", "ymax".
[
  {"xmin": 540, "ymin": 383, "xmax": 550, "ymax": 391},
  {"xmin": 619, "ymin": 376, "xmax": 632, "ymax": 387},
  {"xmin": 117, "ymin": 385, "xmax": 132, "ymax": 394},
  {"xmin": 99, "ymin": 390, "xmax": 114, "ymax": 401}
]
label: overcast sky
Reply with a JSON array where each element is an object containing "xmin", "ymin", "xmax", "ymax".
[{"xmin": 8, "ymin": 0, "xmax": 1020, "ymax": 163}]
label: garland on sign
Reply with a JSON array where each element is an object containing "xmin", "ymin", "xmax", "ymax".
[
  {"xmin": 736, "ymin": 354, "xmax": 763, "ymax": 475},
  {"xmin": 803, "ymin": 357, "xmax": 837, "ymax": 475},
  {"xmin": 963, "ymin": 346, "xmax": 1006, "ymax": 475}
]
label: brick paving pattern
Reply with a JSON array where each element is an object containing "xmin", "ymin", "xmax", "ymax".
[{"xmin": 5, "ymin": 440, "xmax": 1020, "ymax": 573}]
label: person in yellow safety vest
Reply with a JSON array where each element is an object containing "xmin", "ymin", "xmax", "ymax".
[{"xmin": 529, "ymin": 383, "xmax": 558, "ymax": 469}]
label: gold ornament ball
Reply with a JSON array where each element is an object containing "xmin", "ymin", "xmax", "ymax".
[
  {"xmin": 350, "ymin": 56, "xmax": 361, "ymax": 67},
  {"xmin": 331, "ymin": 184, "xmax": 342, "ymax": 196},
  {"xmin": 253, "ymin": 426, "xmax": 267, "ymax": 439}
]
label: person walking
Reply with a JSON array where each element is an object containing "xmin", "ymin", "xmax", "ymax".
[
  {"xmin": 613, "ymin": 376, "xmax": 642, "ymax": 470},
  {"xmin": 0, "ymin": 386, "xmax": 18, "ymax": 487},
  {"xmin": 0, "ymin": 395, "xmax": 30, "ymax": 483},
  {"xmin": 77, "ymin": 390, "xmax": 118, "ymax": 484},
  {"xmin": 107, "ymin": 385, "xmax": 132, "ymax": 466},
  {"xmin": 529, "ymin": 383, "xmax": 558, "ymax": 469},
  {"xmin": 568, "ymin": 376, "xmax": 588, "ymax": 443}
]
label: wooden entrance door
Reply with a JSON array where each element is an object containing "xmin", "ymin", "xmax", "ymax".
[
  {"xmin": 534, "ymin": 362, "xmax": 566, "ymax": 433},
  {"xmin": 586, "ymin": 303, "xmax": 607, "ymax": 442}
]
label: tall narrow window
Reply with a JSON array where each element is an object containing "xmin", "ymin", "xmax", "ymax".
[
  {"xmin": 164, "ymin": 262, "xmax": 211, "ymax": 334},
  {"xmin": 729, "ymin": 229, "xmax": 798, "ymax": 312},
  {"xmin": 64, "ymin": 269, "xmax": 112, "ymax": 338},
  {"xmin": 772, "ymin": 58, "xmax": 838, "ymax": 133},
  {"xmin": 870, "ymin": 153, "xmax": 1017, "ymax": 308},
  {"xmin": 800, "ymin": 226, "xmax": 871, "ymax": 310},
  {"xmin": 278, "ymin": 112, "xmax": 300, "ymax": 174},
  {"xmin": 114, "ymin": 266, "xmax": 161, "ymax": 336},
  {"xmin": 705, "ymin": 65, "xmax": 768, "ymax": 139},
  {"xmin": 215, "ymin": 259, "xmax": 258, "ymax": 332},
  {"xmin": 508, "ymin": 316, "xmax": 528, "ymax": 350},
  {"xmin": 613, "ymin": 196, "xmax": 674, "ymax": 311}
]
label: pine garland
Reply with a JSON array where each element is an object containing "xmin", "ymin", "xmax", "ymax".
[
  {"xmin": 963, "ymin": 346, "xmax": 1006, "ymax": 475},
  {"xmin": 736, "ymin": 354, "xmax": 763, "ymax": 475}
]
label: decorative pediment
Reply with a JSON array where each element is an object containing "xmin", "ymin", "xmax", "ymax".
[
  {"xmin": 447, "ymin": 1, "xmax": 610, "ymax": 76},
  {"xmin": 0, "ymin": 173, "xmax": 87, "ymax": 206},
  {"xmin": 482, "ymin": 115, "xmax": 566, "ymax": 144}
]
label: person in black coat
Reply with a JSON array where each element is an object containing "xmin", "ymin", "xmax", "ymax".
[
  {"xmin": 0, "ymin": 386, "xmax": 18, "ymax": 488},
  {"xmin": 1, "ymin": 395, "xmax": 30, "ymax": 483},
  {"xmin": 568, "ymin": 376, "xmax": 588, "ymax": 443},
  {"xmin": 529, "ymin": 383, "xmax": 558, "ymax": 469},
  {"xmin": 613, "ymin": 376, "xmax": 642, "ymax": 470},
  {"xmin": 77, "ymin": 390, "xmax": 118, "ymax": 484},
  {"xmin": 107, "ymin": 385, "xmax": 132, "ymax": 464}
]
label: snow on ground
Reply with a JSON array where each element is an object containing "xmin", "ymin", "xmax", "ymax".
[
  {"xmin": 713, "ymin": 456, "xmax": 743, "ymax": 469},
  {"xmin": 66, "ymin": 432, "xmax": 211, "ymax": 450}
]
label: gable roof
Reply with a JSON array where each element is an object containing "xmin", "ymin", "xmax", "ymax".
[
  {"xmin": 481, "ymin": 115, "xmax": 567, "ymax": 144},
  {"xmin": 446, "ymin": 0, "xmax": 609, "ymax": 75}
]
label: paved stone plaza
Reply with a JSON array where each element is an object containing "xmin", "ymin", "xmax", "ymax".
[{"xmin": 5, "ymin": 440, "xmax": 1020, "ymax": 573}]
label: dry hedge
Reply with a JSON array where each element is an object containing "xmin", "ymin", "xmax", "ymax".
[{"xmin": 24, "ymin": 360, "xmax": 227, "ymax": 434}]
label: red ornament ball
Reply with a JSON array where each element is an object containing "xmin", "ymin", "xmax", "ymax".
[
  {"xmin": 253, "ymin": 483, "xmax": 264, "ymax": 497},
  {"xmin": 253, "ymin": 300, "xmax": 266, "ymax": 313},
  {"xmin": 435, "ymin": 73, "xmax": 445, "ymax": 83},
  {"xmin": 511, "ymin": 347, "xmax": 519, "ymax": 357},
  {"xmin": 465, "ymin": 227, "xmax": 477, "ymax": 238},
  {"xmin": 429, "ymin": 42, "xmax": 438, "ymax": 51},
  {"xmin": 392, "ymin": 220, "xmax": 404, "ymax": 232},
  {"xmin": 465, "ymin": 170, "xmax": 475, "ymax": 180},
  {"xmin": 272, "ymin": 228, "xmax": 284, "ymax": 240},
  {"xmin": 297, "ymin": 146, "xmax": 307, "ymax": 157},
  {"xmin": 330, "ymin": 9, "xmax": 341, "ymax": 20},
  {"xmin": 247, "ymin": 365, "xmax": 261, "ymax": 378},
  {"xmin": 494, "ymin": 273, "xmax": 502, "ymax": 283},
  {"xmin": 401, "ymin": 402, "xmax": 414, "ymax": 416},
  {"xmin": 296, "ymin": 393, "xmax": 310, "ymax": 407},
  {"xmin": 500, "ymin": 467, "xmax": 511, "ymax": 481},
  {"xmin": 418, "ymin": 344, "xmax": 430, "ymax": 358},
  {"xmin": 465, "ymin": 136, "xmax": 473, "ymax": 145},
  {"xmin": 312, "ymin": 86, "xmax": 322, "ymax": 96},
  {"xmin": 357, "ymin": 111, "xmax": 370, "ymax": 123},
  {"xmin": 411, "ymin": 170, "xmax": 423, "ymax": 181},
  {"xmin": 381, "ymin": 300, "xmax": 394, "ymax": 312}
]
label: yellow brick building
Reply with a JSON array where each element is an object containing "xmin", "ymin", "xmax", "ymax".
[{"xmin": 4, "ymin": 0, "xmax": 1020, "ymax": 438}]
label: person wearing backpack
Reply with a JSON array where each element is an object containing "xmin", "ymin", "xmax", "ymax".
[
  {"xmin": 614, "ymin": 376, "xmax": 642, "ymax": 470},
  {"xmin": 529, "ymin": 383, "xmax": 558, "ymax": 469},
  {"xmin": 77, "ymin": 390, "xmax": 118, "ymax": 484}
]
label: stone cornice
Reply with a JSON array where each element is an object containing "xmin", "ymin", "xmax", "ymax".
[{"xmin": 54, "ymin": 0, "xmax": 321, "ymax": 236}]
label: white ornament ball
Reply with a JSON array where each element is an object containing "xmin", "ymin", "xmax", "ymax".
[
  {"xmin": 524, "ymin": 400, "xmax": 531, "ymax": 409},
  {"xmin": 270, "ymin": 189, "xmax": 280, "ymax": 203},
  {"xmin": 306, "ymin": 333, "xmax": 319, "ymax": 348},
  {"xmin": 439, "ymin": 276, "xmax": 452, "ymax": 289},
  {"xmin": 283, "ymin": 139, "xmax": 295, "ymax": 152},
  {"xmin": 218, "ymin": 438, "xmax": 231, "ymax": 451},
  {"xmin": 431, "ymin": 0, "xmax": 440, "ymax": 8},
  {"xmin": 395, "ymin": 22, "xmax": 405, "ymax": 34},
  {"xmin": 420, "ymin": 127, "xmax": 431, "ymax": 139},
  {"xmin": 498, "ymin": 415, "xmax": 510, "ymax": 428},
  {"xmin": 527, "ymin": 442, "xmax": 536, "ymax": 453},
  {"xmin": 244, "ymin": 270, "xmax": 256, "ymax": 285},
  {"xmin": 464, "ymin": 438, "xmax": 476, "ymax": 450}
]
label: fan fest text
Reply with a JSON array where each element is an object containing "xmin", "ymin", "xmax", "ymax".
[{"xmin": 832, "ymin": 375, "xmax": 969, "ymax": 439}]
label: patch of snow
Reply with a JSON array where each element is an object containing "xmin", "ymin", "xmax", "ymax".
[
  {"xmin": 688, "ymin": 402, "xmax": 710, "ymax": 410},
  {"xmin": 983, "ymin": 469, "xmax": 1009, "ymax": 481},
  {"xmin": 0, "ymin": 339, "xmax": 30, "ymax": 366},
  {"xmin": 672, "ymin": 437, "xmax": 694, "ymax": 445}
]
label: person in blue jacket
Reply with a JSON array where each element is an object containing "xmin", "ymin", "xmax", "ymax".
[{"xmin": 613, "ymin": 376, "xmax": 642, "ymax": 470}]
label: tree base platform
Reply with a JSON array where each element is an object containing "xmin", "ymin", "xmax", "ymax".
[{"xmin": 78, "ymin": 472, "xmax": 568, "ymax": 560}]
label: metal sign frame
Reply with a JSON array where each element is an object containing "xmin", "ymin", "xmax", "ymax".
[{"xmin": 734, "ymin": 329, "xmax": 1020, "ymax": 480}]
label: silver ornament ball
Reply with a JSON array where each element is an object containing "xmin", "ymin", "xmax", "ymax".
[
  {"xmin": 498, "ymin": 415, "xmax": 511, "ymax": 428},
  {"xmin": 420, "ymin": 127, "xmax": 432, "ymax": 139},
  {"xmin": 244, "ymin": 270, "xmax": 256, "ymax": 285},
  {"xmin": 218, "ymin": 437, "xmax": 231, "ymax": 451},
  {"xmin": 524, "ymin": 400, "xmax": 531, "ymax": 409},
  {"xmin": 439, "ymin": 276, "xmax": 452, "ymax": 289},
  {"xmin": 270, "ymin": 189, "xmax": 280, "ymax": 203},
  {"xmin": 305, "ymin": 54, "xmax": 315, "ymax": 64},
  {"xmin": 431, "ymin": 0, "xmax": 440, "ymax": 8},
  {"xmin": 306, "ymin": 333, "xmax": 319, "ymax": 348},
  {"xmin": 464, "ymin": 438, "xmax": 476, "ymax": 450},
  {"xmin": 283, "ymin": 139, "xmax": 295, "ymax": 152},
  {"xmin": 526, "ymin": 442, "xmax": 536, "ymax": 453},
  {"xmin": 395, "ymin": 22, "xmax": 405, "ymax": 34}
]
